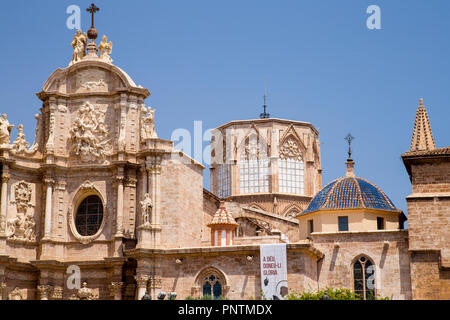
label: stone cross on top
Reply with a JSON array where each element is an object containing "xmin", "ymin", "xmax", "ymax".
[
  {"xmin": 87, "ymin": 3, "xmax": 99, "ymax": 28},
  {"xmin": 86, "ymin": 3, "xmax": 100, "ymax": 41}
]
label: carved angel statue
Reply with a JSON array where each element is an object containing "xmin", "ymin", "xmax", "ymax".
[
  {"xmin": 11, "ymin": 124, "xmax": 30, "ymax": 154},
  {"xmin": 141, "ymin": 106, "xmax": 158, "ymax": 141},
  {"xmin": 0, "ymin": 113, "xmax": 14, "ymax": 147},
  {"xmin": 70, "ymin": 30, "xmax": 87, "ymax": 66},
  {"xmin": 98, "ymin": 35, "xmax": 113, "ymax": 63},
  {"xmin": 140, "ymin": 193, "xmax": 153, "ymax": 225}
]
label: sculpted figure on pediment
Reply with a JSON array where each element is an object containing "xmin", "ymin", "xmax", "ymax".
[
  {"xmin": 0, "ymin": 114, "xmax": 13, "ymax": 147},
  {"xmin": 70, "ymin": 30, "xmax": 87, "ymax": 66}
]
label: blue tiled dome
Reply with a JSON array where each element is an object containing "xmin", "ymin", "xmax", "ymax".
[{"xmin": 301, "ymin": 176, "xmax": 398, "ymax": 215}]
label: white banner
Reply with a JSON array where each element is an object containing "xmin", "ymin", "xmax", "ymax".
[{"xmin": 260, "ymin": 243, "xmax": 288, "ymax": 300}]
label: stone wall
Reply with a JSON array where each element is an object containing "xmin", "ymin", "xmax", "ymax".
[{"xmin": 312, "ymin": 230, "xmax": 412, "ymax": 300}]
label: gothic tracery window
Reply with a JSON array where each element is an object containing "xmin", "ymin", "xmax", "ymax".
[
  {"xmin": 202, "ymin": 274, "xmax": 223, "ymax": 300},
  {"xmin": 196, "ymin": 268, "xmax": 227, "ymax": 300},
  {"xmin": 75, "ymin": 195, "xmax": 104, "ymax": 236},
  {"xmin": 239, "ymin": 135, "xmax": 269, "ymax": 194},
  {"xmin": 353, "ymin": 256, "xmax": 376, "ymax": 300},
  {"xmin": 278, "ymin": 137, "xmax": 304, "ymax": 194}
]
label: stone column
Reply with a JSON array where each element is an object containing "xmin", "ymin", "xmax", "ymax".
[
  {"xmin": 37, "ymin": 285, "xmax": 52, "ymax": 300},
  {"xmin": 0, "ymin": 172, "xmax": 10, "ymax": 235},
  {"xmin": 109, "ymin": 282, "xmax": 124, "ymax": 300},
  {"xmin": 116, "ymin": 175, "xmax": 124, "ymax": 237},
  {"xmin": 43, "ymin": 179, "xmax": 54, "ymax": 239},
  {"xmin": 0, "ymin": 282, "xmax": 6, "ymax": 300},
  {"xmin": 135, "ymin": 275, "xmax": 148, "ymax": 300}
]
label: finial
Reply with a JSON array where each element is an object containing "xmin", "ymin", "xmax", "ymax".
[
  {"xmin": 260, "ymin": 79, "xmax": 270, "ymax": 119},
  {"xmin": 344, "ymin": 134, "xmax": 355, "ymax": 177},
  {"xmin": 419, "ymin": 98, "xmax": 423, "ymax": 106}
]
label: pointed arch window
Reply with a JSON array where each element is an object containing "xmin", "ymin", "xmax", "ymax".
[
  {"xmin": 239, "ymin": 135, "xmax": 269, "ymax": 194},
  {"xmin": 196, "ymin": 268, "xmax": 227, "ymax": 300},
  {"xmin": 353, "ymin": 256, "xmax": 376, "ymax": 300},
  {"xmin": 278, "ymin": 137, "xmax": 304, "ymax": 194}
]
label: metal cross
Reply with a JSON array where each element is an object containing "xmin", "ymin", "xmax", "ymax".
[
  {"xmin": 344, "ymin": 134, "xmax": 355, "ymax": 160},
  {"xmin": 86, "ymin": 3, "xmax": 100, "ymax": 28}
]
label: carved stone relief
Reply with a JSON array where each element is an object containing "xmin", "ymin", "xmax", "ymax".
[
  {"xmin": 7, "ymin": 181, "xmax": 36, "ymax": 242},
  {"xmin": 69, "ymin": 102, "xmax": 111, "ymax": 163},
  {"xmin": 8, "ymin": 287, "xmax": 23, "ymax": 300},
  {"xmin": 76, "ymin": 70, "xmax": 107, "ymax": 91}
]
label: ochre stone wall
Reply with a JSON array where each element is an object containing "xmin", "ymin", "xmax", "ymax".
[
  {"xmin": 311, "ymin": 231, "xmax": 412, "ymax": 300},
  {"xmin": 154, "ymin": 248, "xmax": 318, "ymax": 300}
]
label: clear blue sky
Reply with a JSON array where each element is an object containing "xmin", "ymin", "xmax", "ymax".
[{"xmin": 1, "ymin": 1, "xmax": 450, "ymax": 222}]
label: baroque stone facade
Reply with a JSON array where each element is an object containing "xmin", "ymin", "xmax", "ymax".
[{"xmin": 0, "ymin": 28, "xmax": 448, "ymax": 300}]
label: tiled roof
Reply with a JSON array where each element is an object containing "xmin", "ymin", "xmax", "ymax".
[
  {"xmin": 300, "ymin": 176, "xmax": 399, "ymax": 215},
  {"xmin": 208, "ymin": 201, "xmax": 238, "ymax": 227}
]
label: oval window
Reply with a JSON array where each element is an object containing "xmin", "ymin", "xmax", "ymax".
[{"xmin": 75, "ymin": 195, "xmax": 104, "ymax": 236}]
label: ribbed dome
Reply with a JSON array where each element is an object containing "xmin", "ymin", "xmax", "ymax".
[{"xmin": 301, "ymin": 176, "xmax": 399, "ymax": 215}]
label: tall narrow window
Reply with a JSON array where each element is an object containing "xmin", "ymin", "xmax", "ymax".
[
  {"xmin": 338, "ymin": 216, "xmax": 348, "ymax": 232},
  {"xmin": 308, "ymin": 220, "xmax": 314, "ymax": 235},
  {"xmin": 217, "ymin": 164, "xmax": 231, "ymax": 198},
  {"xmin": 239, "ymin": 135, "xmax": 269, "ymax": 194},
  {"xmin": 353, "ymin": 256, "xmax": 375, "ymax": 300},
  {"xmin": 278, "ymin": 137, "xmax": 304, "ymax": 194}
]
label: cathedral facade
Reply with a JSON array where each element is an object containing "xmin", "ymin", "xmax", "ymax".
[{"xmin": 0, "ymin": 26, "xmax": 448, "ymax": 300}]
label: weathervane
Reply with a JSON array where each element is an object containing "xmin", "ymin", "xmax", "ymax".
[
  {"xmin": 86, "ymin": 3, "xmax": 100, "ymax": 41},
  {"xmin": 344, "ymin": 134, "xmax": 355, "ymax": 161}
]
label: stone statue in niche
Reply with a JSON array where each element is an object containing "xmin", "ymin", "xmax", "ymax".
[
  {"xmin": 70, "ymin": 30, "xmax": 87, "ymax": 66},
  {"xmin": 7, "ymin": 181, "xmax": 36, "ymax": 242},
  {"xmin": 69, "ymin": 102, "xmax": 111, "ymax": 163},
  {"xmin": 11, "ymin": 124, "xmax": 30, "ymax": 154},
  {"xmin": 98, "ymin": 35, "xmax": 113, "ymax": 63},
  {"xmin": 140, "ymin": 193, "xmax": 153, "ymax": 226},
  {"xmin": 0, "ymin": 114, "xmax": 14, "ymax": 147},
  {"xmin": 141, "ymin": 106, "xmax": 158, "ymax": 141}
]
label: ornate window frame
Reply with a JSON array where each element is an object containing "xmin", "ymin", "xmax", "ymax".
[
  {"xmin": 192, "ymin": 266, "xmax": 230, "ymax": 299},
  {"xmin": 68, "ymin": 181, "xmax": 108, "ymax": 244}
]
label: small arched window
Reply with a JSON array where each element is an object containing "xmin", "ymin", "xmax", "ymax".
[
  {"xmin": 353, "ymin": 256, "xmax": 375, "ymax": 300},
  {"xmin": 202, "ymin": 274, "xmax": 222, "ymax": 300},
  {"xmin": 75, "ymin": 195, "xmax": 104, "ymax": 236}
]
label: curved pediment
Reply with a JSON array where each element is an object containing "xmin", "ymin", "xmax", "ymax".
[{"xmin": 38, "ymin": 60, "xmax": 149, "ymax": 100}]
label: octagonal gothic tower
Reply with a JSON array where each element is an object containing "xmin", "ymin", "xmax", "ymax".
[{"xmin": 210, "ymin": 118, "xmax": 322, "ymax": 218}]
